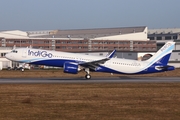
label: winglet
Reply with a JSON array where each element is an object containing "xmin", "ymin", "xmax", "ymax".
[{"xmin": 107, "ymin": 50, "xmax": 116, "ymax": 58}]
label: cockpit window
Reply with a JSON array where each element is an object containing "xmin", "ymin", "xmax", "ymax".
[{"xmin": 11, "ymin": 50, "xmax": 18, "ymax": 53}]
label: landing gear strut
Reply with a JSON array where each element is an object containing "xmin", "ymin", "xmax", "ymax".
[{"xmin": 84, "ymin": 68, "xmax": 91, "ymax": 79}]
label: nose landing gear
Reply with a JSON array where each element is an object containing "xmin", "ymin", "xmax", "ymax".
[
  {"xmin": 84, "ymin": 68, "xmax": 91, "ymax": 79},
  {"xmin": 20, "ymin": 68, "xmax": 25, "ymax": 72}
]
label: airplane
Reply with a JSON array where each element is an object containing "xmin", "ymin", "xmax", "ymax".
[{"xmin": 5, "ymin": 41, "xmax": 175, "ymax": 79}]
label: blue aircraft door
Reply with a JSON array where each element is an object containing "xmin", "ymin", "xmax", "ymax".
[{"xmin": 22, "ymin": 49, "xmax": 27, "ymax": 58}]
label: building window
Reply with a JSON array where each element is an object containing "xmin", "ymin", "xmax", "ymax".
[
  {"xmin": 148, "ymin": 37, "xmax": 154, "ymax": 40},
  {"xmin": 93, "ymin": 42, "xmax": 98, "ymax": 44},
  {"xmin": 1, "ymin": 53, "xmax": 6, "ymax": 57},
  {"xmin": 44, "ymin": 41, "xmax": 49, "ymax": 43},
  {"xmin": 15, "ymin": 41, "xmax": 20, "ymax": 43},
  {"xmin": 8, "ymin": 41, "xmax": 14, "ymax": 43},
  {"xmin": 56, "ymin": 41, "xmax": 60, "ymax": 44},
  {"xmin": 165, "ymin": 36, "xmax": 171, "ymax": 40},
  {"xmin": 157, "ymin": 37, "xmax": 162, "ymax": 40},
  {"xmin": 173, "ymin": 36, "xmax": 178, "ymax": 40},
  {"xmin": 21, "ymin": 41, "xmax": 26, "ymax": 44}
]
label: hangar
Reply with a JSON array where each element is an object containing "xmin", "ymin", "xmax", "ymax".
[
  {"xmin": 1, "ymin": 26, "xmax": 155, "ymax": 52},
  {"xmin": 28, "ymin": 26, "xmax": 148, "ymax": 40},
  {"xmin": 0, "ymin": 26, "xmax": 180, "ymax": 69}
]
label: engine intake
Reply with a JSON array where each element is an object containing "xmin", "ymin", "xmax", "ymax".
[{"xmin": 63, "ymin": 62, "xmax": 78, "ymax": 74}]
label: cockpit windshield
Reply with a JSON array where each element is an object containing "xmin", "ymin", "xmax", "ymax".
[{"xmin": 11, "ymin": 50, "xmax": 18, "ymax": 53}]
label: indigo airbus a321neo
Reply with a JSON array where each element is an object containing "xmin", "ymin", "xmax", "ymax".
[{"xmin": 5, "ymin": 41, "xmax": 175, "ymax": 79}]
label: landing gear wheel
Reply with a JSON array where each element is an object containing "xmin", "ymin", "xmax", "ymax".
[
  {"xmin": 20, "ymin": 68, "xmax": 24, "ymax": 72},
  {"xmin": 85, "ymin": 74, "xmax": 91, "ymax": 79}
]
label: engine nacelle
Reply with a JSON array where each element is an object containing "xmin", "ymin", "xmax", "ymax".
[{"xmin": 63, "ymin": 62, "xmax": 78, "ymax": 74}]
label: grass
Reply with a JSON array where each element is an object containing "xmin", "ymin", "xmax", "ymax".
[
  {"xmin": 0, "ymin": 83, "xmax": 180, "ymax": 120},
  {"xmin": 0, "ymin": 69, "xmax": 180, "ymax": 119}
]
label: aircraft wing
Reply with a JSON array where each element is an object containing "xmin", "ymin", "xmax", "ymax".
[
  {"xmin": 79, "ymin": 50, "xmax": 116, "ymax": 70},
  {"xmin": 79, "ymin": 58, "xmax": 110, "ymax": 70}
]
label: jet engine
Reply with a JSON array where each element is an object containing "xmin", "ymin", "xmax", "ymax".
[{"xmin": 63, "ymin": 62, "xmax": 79, "ymax": 74}]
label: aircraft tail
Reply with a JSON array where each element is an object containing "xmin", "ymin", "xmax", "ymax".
[{"xmin": 147, "ymin": 41, "xmax": 175, "ymax": 65}]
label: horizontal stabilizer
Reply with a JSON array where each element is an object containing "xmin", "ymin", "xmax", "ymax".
[{"xmin": 155, "ymin": 65, "xmax": 175, "ymax": 71}]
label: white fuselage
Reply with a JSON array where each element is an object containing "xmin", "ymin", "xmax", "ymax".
[{"xmin": 6, "ymin": 48, "xmax": 151, "ymax": 74}]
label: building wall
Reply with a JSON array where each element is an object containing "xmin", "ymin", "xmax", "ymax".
[
  {"xmin": 170, "ymin": 52, "xmax": 180, "ymax": 61},
  {"xmin": 80, "ymin": 52, "xmax": 138, "ymax": 60},
  {"xmin": 0, "ymin": 38, "xmax": 157, "ymax": 52},
  {"xmin": 114, "ymin": 52, "xmax": 137, "ymax": 59},
  {"xmin": 175, "ymin": 43, "xmax": 180, "ymax": 50},
  {"xmin": 168, "ymin": 63, "xmax": 180, "ymax": 68}
]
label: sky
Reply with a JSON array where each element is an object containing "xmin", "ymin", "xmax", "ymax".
[{"xmin": 0, "ymin": 0, "xmax": 179, "ymax": 31}]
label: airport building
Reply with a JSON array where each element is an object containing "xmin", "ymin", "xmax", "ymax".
[
  {"xmin": 148, "ymin": 28, "xmax": 180, "ymax": 49},
  {"xmin": 0, "ymin": 26, "xmax": 156, "ymax": 52},
  {"xmin": 0, "ymin": 26, "xmax": 180, "ymax": 69}
]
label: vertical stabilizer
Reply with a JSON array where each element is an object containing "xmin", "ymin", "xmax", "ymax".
[{"xmin": 147, "ymin": 42, "xmax": 175, "ymax": 65}]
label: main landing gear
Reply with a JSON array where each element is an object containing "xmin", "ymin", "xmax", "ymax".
[
  {"xmin": 20, "ymin": 63, "xmax": 26, "ymax": 72},
  {"xmin": 20, "ymin": 67, "xmax": 25, "ymax": 72},
  {"xmin": 84, "ymin": 68, "xmax": 91, "ymax": 79}
]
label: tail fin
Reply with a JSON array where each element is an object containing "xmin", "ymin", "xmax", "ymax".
[{"xmin": 147, "ymin": 41, "xmax": 175, "ymax": 65}]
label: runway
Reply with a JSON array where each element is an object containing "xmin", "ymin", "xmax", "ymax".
[{"xmin": 0, "ymin": 77, "xmax": 180, "ymax": 84}]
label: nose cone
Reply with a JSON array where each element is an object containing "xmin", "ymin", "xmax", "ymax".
[{"xmin": 5, "ymin": 53, "xmax": 11, "ymax": 60}]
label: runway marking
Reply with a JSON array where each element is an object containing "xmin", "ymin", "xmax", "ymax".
[{"xmin": 0, "ymin": 77, "xmax": 180, "ymax": 84}]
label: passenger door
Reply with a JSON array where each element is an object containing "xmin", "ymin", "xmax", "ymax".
[{"xmin": 22, "ymin": 49, "xmax": 27, "ymax": 58}]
